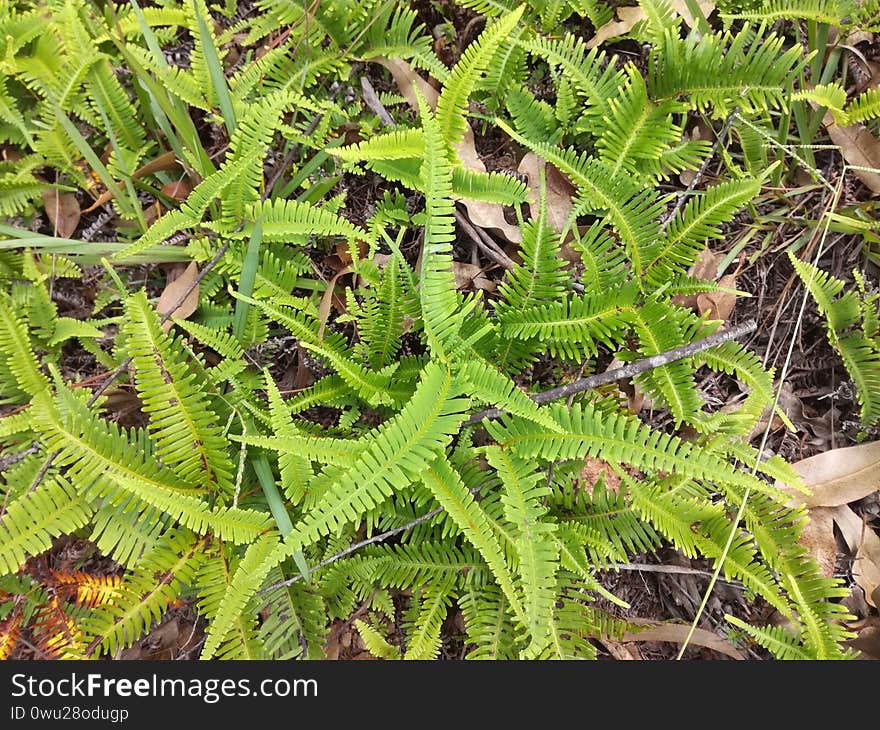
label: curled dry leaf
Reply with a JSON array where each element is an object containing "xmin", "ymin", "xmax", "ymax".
[
  {"xmin": 40, "ymin": 189, "xmax": 81, "ymax": 238},
  {"xmin": 619, "ymin": 619, "xmax": 744, "ymax": 660},
  {"xmin": 317, "ymin": 265, "xmax": 352, "ymax": 341},
  {"xmin": 833, "ymin": 505, "xmax": 880, "ymax": 607},
  {"xmin": 373, "ymin": 58, "xmax": 522, "ymax": 242},
  {"xmin": 822, "ymin": 111, "xmax": 880, "ymax": 195},
  {"xmin": 780, "ymin": 440, "xmax": 880, "ymax": 508},
  {"xmin": 157, "ymin": 261, "xmax": 200, "ymax": 334}
]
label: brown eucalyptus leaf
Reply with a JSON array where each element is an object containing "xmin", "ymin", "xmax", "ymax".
[
  {"xmin": 161, "ymin": 179, "xmax": 193, "ymax": 201},
  {"xmin": 157, "ymin": 261, "xmax": 199, "ymax": 333},
  {"xmin": 670, "ymin": 0, "xmax": 716, "ymax": 26},
  {"xmin": 798, "ymin": 506, "xmax": 838, "ymax": 578},
  {"xmin": 823, "ymin": 111, "xmax": 880, "ymax": 195},
  {"xmin": 317, "ymin": 266, "xmax": 351, "ymax": 341},
  {"xmin": 696, "ymin": 273, "xmax": 737, "ymax": 321},
  {"xmin": 620, "ymin": 620, "xmax": 745, "ymax": 660},
  {"xmin": 833, "ymin": 505, "xmax": 880, "ymax": 607},
  {"xmin": 453, "ymin": 261, "xmax": 495, "ymax": 291},
  {"xmin": 373, "ymin": 58, "xmax": 439, "ymax": 109},
  {"xmin": 83, "ymin": 151, "xmax": 183, "ymax": 213},
  {"xmin": 783, "ymin": 440, "xmax": 880, "ymax": 508},
  {"xmin": 586, "ymin": 6, "xmax": 647, "ymax": 49},
  {"xmin": 516, "ymin": 152, "xmax": 576, "ymax": 232},
  {"xmin": 374, "ymin": 57, "xmax": 522, "ymax": 242},
  {"xmin": 41, "ymin": 190, "xmax": 81, "ymax": 238}
]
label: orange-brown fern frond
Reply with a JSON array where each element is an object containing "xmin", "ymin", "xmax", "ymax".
[
  {"xmin": 50, "ymin": 570, "xmax": 122, "ymax": 609},
  {"xmin": 31, "ymin": 596, "xmax": 83, "ymax": 659},
  {"xmin": 0, "ymin": 613, "xmax": 21, "ymax": 660}
]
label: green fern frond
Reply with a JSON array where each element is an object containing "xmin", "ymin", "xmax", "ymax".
[{"xmin": 124, "ymin": 290, "xmax": 235, "ymax": 493}]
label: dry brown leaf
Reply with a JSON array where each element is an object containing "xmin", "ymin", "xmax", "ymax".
[
  {"xmin": 161, "ymin": 179, "xmax": 193, "ymax": 201},
  {"xmin": 696, "ymin": 273, "xmax": 737, "ymax": 321},
  {"xmin": 782, "ymin": 440, "xmax": 880, "ymax": 508},
  {"xmin": 157, "ymin": 261, "xmax": 199, "ymax": 333},
  {"xmin": 833, "ymin": 505, "xmax": 880, "ymax": 607},
  {"xmin": 374, "ymin": 58, "xmax": 439, "ymax": 109},
  {"xmin": 452, "ymin": 261, "xmax": 495, "ymax": 291},
  {"xmin": 620, "ymin": 619, "xmax": 744, "ymax": 660},
  {"xmin": 317, "ymin": 266, "xmax": 352, "ymax": 341},
  {"xmin": 587, "ymin": 2, "xmax": 714, "ymax": 50},
  {"xmin": 83, "ymin": 151, "xmax": 183, "ymax": 213},
  {"xmin": 516, "ymin": 152, "xmax": 576, "ymax": 232},
  {"xmin": 373, "ymin": 57, "xmax": 522, "ymax": 242},
  {"xmin": 670, "ymin": 0, "xmax": 716, "ymax": 27},
  {"xmin": 41, "ymin": 190, "xmax": 81, "ymax": 238},
  {"xmin": 798, "ymin": 506, "xmax": 838, "ymax": 578},
  {"xmin": 600, "ymin": 639, "xmax": 643, "ymax": 660},
  {"xmin": 822, "ymin": 111, "xmax": 880, "ymax": 195},
  {"xmin": 580, "ymin": 456, "xmax": 621, "ymax": 496},
  {"xmin": 846, "ymin": 621, "xmax": 880, "ymax": 659},
  {"xmin": 586, "ymin": 6, "xmax": 646, "ymax": 49}
]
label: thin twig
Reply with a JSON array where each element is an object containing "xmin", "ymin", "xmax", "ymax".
[
  {"xmin": 661, "ymin": 107, "xmax": 740, "ymax": 229},
  {"xmin": 454, "ymin": 210, "xmax": 515, "ymax": 271},
  {"xmin": 466, "ymin": 319, "xmax": 757, "ymax": 425},
  {"xmin": 360, "ymin": 76, "xmax": 395, "ymax": 127},
  {"xmin": 259, "ymin": 505, "xmax": 446, "ymax": 594}
]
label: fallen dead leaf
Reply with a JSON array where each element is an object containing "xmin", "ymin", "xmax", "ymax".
[
  {"xmin": 587, "ymin": 1, "xmax": 714, "ymax": 49},
  {"xmin": 620, "ymin": 619, "xmax": 744, "ymax": 660},
  {"xmin": 373, "ymin": 58, "xmax": 522, "ymax": 242},
  {"xmin": 41, "ymin": 190, "xmax": 81, "ymax": 238},
  {"xmin": 161, "ymin": 179, "xmax": 193, "ymax": 201},
  {"xmin": 453, "ymin": 261, "xmax": 495, "ymax": 292},
  {"xmin": 317, "ymin": 266, "xmax": 352, "ymax": 341},
  {"xmin": 798, "ymin": 506, "xmax": 838, "ymax": 578},
  {"xmin": 516, "ymin": 152, "xmax": 576, "ymax": 232},
  {"xmin": 671, "ymin": 0, "xmax": 716, "ymax": 27},
  {"xmin": 846, "ymin": 621, "xmax": 880, "ymax": 659},
  {"xmin": 580, "ymin": 456, "xmax": 622, "ymax": 496},
  {"xmin": 83, "ymin": 150, "xmax": 183, "ymax": 213},
  {"xmin": 696, "ymin": 273, "xmax": 737, "ymax": 321},
  {"xmin": 157, "ymin": 261, "xmax": 200, "ymax": 333},
  {"xmin": 822, "ymin": 111, "xmax": 880, "ymax": 195},
  {"xmin": 833, "ymin": 505, "xmax": 880, "ymax": 607},
  {"xmin": 600, "ymin": 638, "xmax": 643, "ymax": 660},
  {"xmin": 586, "ymin": 6, "xmax": 647, "ymax": 49},
  {"xmin": 781, "ymin": 440, "xmax": 880, "ymax": 508}
]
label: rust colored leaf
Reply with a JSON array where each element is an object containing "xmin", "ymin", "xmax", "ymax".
[
  {"xmin": 157, "ymin": 261, "xmax": 200, "ymax": 333},
  {"xmin": 83, "ymin": 150, "xmax": 183, "ymax": 212},
  {"xmin": 161, "ymin": 179, "xmax": 193, "ymax": 201},
  {"xmin": 41, "ymin": 189, "xmax": 81, "ymax": 238},
  {"xmin": 317, "ymin": 266, "xmax": 351, "ymax": 341}
]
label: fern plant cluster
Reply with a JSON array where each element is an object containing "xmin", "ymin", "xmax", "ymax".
[{"xmin": 0, "ymin": 0, "xmax": 876, "ymax": 660}]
